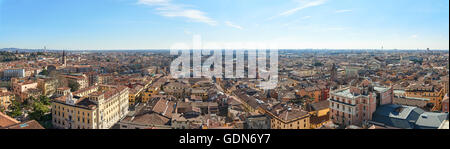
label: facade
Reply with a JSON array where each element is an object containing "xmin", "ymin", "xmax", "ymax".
[
  {"xmin": 0, "ymin": 88, "xmax": 14, "ymax": 110},
  {"xmin": 405, "ymin": 84, "xmax": 445, "ymax": 111},
  {"xmin": 128, "ymin": 85, "xmax": 144, "ymax": 106},
  {"xmin": 3, "ymin": 69, "xmax": 25, "ymax": 79},
  {"xmin": 244, "ymin": 114, "xmax": 271, "ymax": 129},
  {"xmin": 443, "ymin": 94, "xmax": 448, "ymax": 113},
  {"xmin": 443, "ymin": 77, "xmax": 449, "ymax": 96},
  {"xmin": 51, "ymin": 85, "xmax": 129, "ymax": 129},
  {"xmin": 56, "ymin": 87, "xmax": 71, "ymax": 97},
  {"xmin": 328, "ymin": 81, "xmax": 379, "ymax": 127},
  {"xmin": 37, "ymin": 78, "xmax": 58, "ymax": 96},
  {"xmin": 11, "ymin": 79, "xmax": 38, "ymax": 95},
  {"xmin": 64, "ymin": 75, "xmax": 89, "ymax": 90},
  {"xmin": 264, "ymin": 108, "xmax": 311, "ymax": 129},
  {"xmin": 308, "ymin": 100, "xmax": 330, "ymax": 129},
  {"xmin": 163, "ymin": 82, "xmax": 190, "ymax": 99},
  {"xmin": 73, "ymin": 85, "xmax": 99, "ymax": 97}
]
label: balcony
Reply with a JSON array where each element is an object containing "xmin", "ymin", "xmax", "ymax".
[{"xmin": 329, "ymin": 98, "xmax": 356, "ymax": 106}]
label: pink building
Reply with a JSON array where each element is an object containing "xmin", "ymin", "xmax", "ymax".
[
  {"xmin": 443, "ymin": 94, "xmax": 448, "ymax": 113},
  {"xmin": 328, "ymin": 80, "xmax": 392, "ymax": 127}
]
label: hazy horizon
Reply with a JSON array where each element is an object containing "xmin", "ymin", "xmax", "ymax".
[{"xmin": 1, "ymin": 0, "xmax": 449, "ymax": 50}]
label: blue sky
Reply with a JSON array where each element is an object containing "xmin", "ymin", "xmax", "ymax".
[{"xmin": 0, "ymin": 0, "xmax": 448, "ymax": 50}]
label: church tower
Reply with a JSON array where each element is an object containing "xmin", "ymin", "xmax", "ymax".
[{"xmin": 62, "ymin": 50, "xmax": 67, "ymax": 66}]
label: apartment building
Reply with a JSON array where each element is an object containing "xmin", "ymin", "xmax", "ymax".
[
  {"xmin": 2, "ymin": 69, "xmax": 25, "ymax": 79},
  {"xmin": 328, "ymin": 81, "xmax": 379, "ymax": 127},
  {"xmin": 266, "ymin": 108, "xmax": 311, "ymax": 129},
  {"xmin": 37, "ymin": 78, "xmax": 58, "ymax": 96},
  {"xmin": 51, "ymin": 85, "xmax": 129, "ymax": 129},
  {"xmin": 405, "ymin": 84, "xmax": 445, "ymax": 111},
  {"xmin": 63, "ymin": 74, "xmax": 89, "ymax": 90}
]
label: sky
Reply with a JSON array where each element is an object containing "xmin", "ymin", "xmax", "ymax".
[{"xmin": 0, "ymin": 0, "xmax": 448, "ymax": 50}]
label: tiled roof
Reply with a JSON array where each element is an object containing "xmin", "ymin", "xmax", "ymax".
[
  {"xmin": 278, "ymin": 109, "xmax": 309, "ymax": 122},
  {"xmin": 2, "ymin": 120, "xmax": 45, "ymax": 129},
  {"xmin": 122, "ymin": 113, "xmax": 170, "ymax": 126},
  {"xmin": 310, "ymin": 100, "xmax": 329, "ymax": 111},
  {"xmin": 0, "ymin": 112, "xmax": 19, "ymax": 128}
]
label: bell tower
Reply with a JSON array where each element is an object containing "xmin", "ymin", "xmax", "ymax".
[{"xmin": 61, "ymin": 50, "xmax": 67, "ymax": 66}]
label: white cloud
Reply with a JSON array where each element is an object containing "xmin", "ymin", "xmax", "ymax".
[
  {"xmin": 410, "ymin": 35, "xmax": 419, "ymax": 38},
  {"xmin": 138, "ymin": 0, "xmax": 217, "ymax": 25},
  {"xmin": 269, "ymin": 0, "xmax": 326, "ymax": 19},
  {"xmin": 225, "ymin": 21, "xmax": 243, "ymax": 30},
  {"xmin": 138, "ymin": 0, "xmax": 170, "ymax": 5},
  {"xmin": 335, "ymin": 9, "xmax": 352, "ymax": 13},
  {"xmin": 301, "ymin": 16, "xmax": 312, "ymax": 19}
]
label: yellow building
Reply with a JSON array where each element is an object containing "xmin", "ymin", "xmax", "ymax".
[
  {"xmin": 51, "ymin": 85, "xmax": 129, "ymax": 129},
  {"xmin": 64, "ymin": 74, "xmax": 89, "ymax": 90},
  {"xmin": 37, "ymin": 78, "xmax": 58, "ymax": 96},
  {"xmin": 308, "ymin": 101, "xmax": 330, "ymax": 129},
  {"xmin": 0, "ymin": 88, "xmax": 14, "ymax": 111},
  {"xmin": 142, "ymin": 87, "xmax": 159, "ymax": 103},
  {"xmin": 142, "ymin": 78, "xmax": 166, "ymax": 103},
  {"xmin": 405, "ymin": 84, "xmax": 445, "ymax": 111},
  {"xmin": 129, "ymin": 85, "xmax": 144, "ymax": 106}
]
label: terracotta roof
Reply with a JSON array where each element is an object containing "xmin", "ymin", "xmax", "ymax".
[
  {"xmin": 129, "ymin": 85, "xmax": 144, "ymax": 94},
  {"xmin": 73, "ymin": 85, "xmax": 98, "ymax": 95},
  {"xmin": 63, "ymin": 75, "xmax": 86, "ymax": 80},
  {"xmin": 122, "ymin": 113, "xmax": 170, "ymax": 126},
  {"xmin": 2, "ymin": 120, "xmax": 45, "ymax": 129},
  {"xmin": 310, "ymin": 100, "xmax": 330, "ymax": 111},
  {"xmin": 277, "ymin": 109, "xmax": 309, "ymax": 122},
  {"xmin": 0, "ymin": 112, "xmax": 19, "ymax": 128},
  {"xmin": 147, "ymin": 98, "xmax": 174, "ymax": 118}
]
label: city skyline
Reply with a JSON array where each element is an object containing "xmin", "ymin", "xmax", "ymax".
[{"xmin": 0, "ymin": 0, "xmax": 449, "ymax": 50}]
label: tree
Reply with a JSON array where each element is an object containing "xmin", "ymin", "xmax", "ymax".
[
  {"xmin": 29, "ymin": 102, "xmax": 50, "ymax": 121},
  {"xmin": 7, "ymin": 100, "xmax": 23, "ymax": 118},
  {"xmin": 68, "ymin": 79, "xmax": 80, "ymax": 92},
  {"xmin": 39, "ymin": 95, "xmax": 51, "ymax": 105},
  {"xmin": 39, "ymin": 69, "xmax": 49, "ymax": 76}
]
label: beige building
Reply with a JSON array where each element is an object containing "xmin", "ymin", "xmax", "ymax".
[
  {"xmin": 0, "ymin": 88, "xmax": 14, "ymax": 110},
  {"xmin": 266, "ymin": 109, "xmax": 311, "ymax": 129},
  {"xmin": 37, "ymin": 78, "xmax": 58, "ymax": 96},
  {"xmin": 51, "ymin": 85, "xmax": 129, "ymax": 129},
  {"xmin": 64, "ymin": 74, "xmax": 89, "ymax": 90}
]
